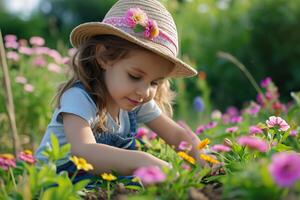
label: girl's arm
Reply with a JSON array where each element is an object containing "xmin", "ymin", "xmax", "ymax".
[
  {"xmin": 62, "ymin": 113, "xmax": 170, "ymax": 175},
  {"xmin": 146, "ymin": 113, "xmax": 206, "ymax": 166}
]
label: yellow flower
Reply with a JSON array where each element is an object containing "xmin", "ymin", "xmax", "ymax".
[
  {"xmin": 198, "ymin": 138, "xmax": 210, "ymax": 150},
  {"xmin": 24, "ymin": 150, "xmax": 32, "ymax": 155},
  {"xmin": 177, "ymin": 151, "xmax": 196, "ymax": 165},
  {"xmin": 200, "ymin": 154, "xmax": 219, "ymax": 164},
  {"xmin": 0, "ymin": 153, "xmax": 15, "ymax": 160},
  {"xmin": 132, "ymin": 177, "xmax": 141, "ymax": 182},
  {"xmin": 101, "ymin": 173, "xmax": 117, "ymax": 181},
  {"xmin": 70, "ymin": 156, "xmax": 94, "ymax": 171}
]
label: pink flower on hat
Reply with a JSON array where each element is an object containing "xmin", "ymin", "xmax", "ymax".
[
  {"xmin": 125, "ymin": 7, "xmax": 148, "ymax": 27},
  {"xmin": 144, "ymin": 19, "xmax": 159, "ymax": 39},
  {"xmin": 266, "ymin": 116, "xmax": 290, "ymax": 131}
]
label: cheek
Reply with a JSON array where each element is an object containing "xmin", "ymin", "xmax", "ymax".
[{"xmin": 146, "ymin": 87, "xmax": 157, "ymax": 100}]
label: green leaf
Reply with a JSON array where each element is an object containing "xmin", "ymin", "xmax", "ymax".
[
  {"xmin": 73, "ymin": 179, "xmax": 90, "ymax": 191},
  {"xmin": 133, "ymin": 24, "xmax": 145, "ymax": 33},
  {"xmin": 124, "ymin": 185, "xmax": 143, "ymax": 191},
  {"xmin": 50, "ymin": 133, "xmax": 59, "ymax": 159},
  {"xmin": 291, "ymin": 91, "xmax": 300, "ymax": 106}
]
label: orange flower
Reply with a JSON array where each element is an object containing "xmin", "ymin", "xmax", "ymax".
[
  {"xmin": 198, "ymin": 138, "xmax": 210, "ymax": 150},
  {"xmin": 198, "ymin": 71, "xmax": 206, "ymax": 80}
]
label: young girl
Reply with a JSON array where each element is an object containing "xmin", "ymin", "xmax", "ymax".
[{"xmin": 35, "ymin": 0, "xmax": 206, "ymax": 183}]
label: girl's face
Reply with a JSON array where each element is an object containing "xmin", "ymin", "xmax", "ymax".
[{"xmin": 102, "ymin": 49, "xmax": 174, "ymax": 112}]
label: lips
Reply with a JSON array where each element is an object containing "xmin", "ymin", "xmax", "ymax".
[{"xmin": 127, "ymin": 98, "xmax": 141, "ymax": 106}]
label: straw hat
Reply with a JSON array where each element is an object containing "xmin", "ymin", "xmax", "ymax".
[{"xmin": 70, "ymin": 0, "xmax": 198, "ymax": 77}]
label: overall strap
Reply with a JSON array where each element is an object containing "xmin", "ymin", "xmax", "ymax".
[{"xmin": 128, "ymin": 111, "xmax": 137, "ymax": 136}]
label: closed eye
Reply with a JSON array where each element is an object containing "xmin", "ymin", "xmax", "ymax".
[
  {"xmin": 128, "ymin": 73, "xmax": 160, "ymax": 87},
  {"xmin": 128, "ymin": 73, "xmax": 141, "ymax": 80}
]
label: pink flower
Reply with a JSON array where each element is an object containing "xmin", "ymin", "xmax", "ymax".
[
  {"xmin": 148, "ymin": 131, "xmax": 157, "ymax": 140},
  {"xmin": 24, "ymin": 84, "xmax": 35, "ymax": 92},
  {"xmin": 7, "ymin": 51, "xmax": 20, "ymax": 61},
  {"xmin": 225, "ymin": 126, "xmax": 238, "ymax": 133},
  {"xmin": 289, "ymin": 130, "xmax": 298, "ymax": 137},
  {"xmin": 226, "ymin": 106, "xmax": 239, "ymax": 117},
  {"xmin": 33, "ymin": 56, "xmax": 46, "ymax": 67},
  {"xmin": 5, "ymin": 41, "xmax": 19, "ymax": 49},
  {"xmin": 210, "ymin": 144, "xmax": 231, "ymax": 152},
  {"xmin": 178, "ymin": 141, "xmax": 192, "ymax": 152},
  {"xmin": 133, "ymin": 166, "xmax": 166, "ymax": 185},
  {"xmin": 222, "ymin": 114, "xmax": 231, "ymax": 124},
  {"xmin": 249, "ymin": 125, "xmax": 263, "ymax": 135},
  {"xmin": 17, "ymin": 150, "xmax": 35, "ymax": 164},
  {"xmin": 125, "ymin": 7, "xmax": 148, "ymax": 27},
  {"xmin": 266, "ymin": 116, "xmax": 290, "ymax": 131},
  {"xmin": 181, "ymin": 163, "xmax": 191, "ymax": 171},
  {"xmin": 195, "ymin": 125, "xmax": 206, "ymax": 134},
  {"xmin": 237, "ymin": 136, "xmax": 269, "ymax": 152},
  {"xmin": 135, "ymin": 127, "xmax": 149, "ymax": 139},
  {"xmin": 15, "ymin": 76, "xmax": 27, "ymax": 84},
  {"xmin": 0, "ymin": 154, "xmax": 16, "ymax": 171},
  {"xmin": 205, "ymin": 121, "xmax": 218, "ymax": 129},
  {"xmin": 47, "ymin": 63, "xmax": 62, "ymax": 73},
  {"xmin": 256, "ymin": 93, "xmax": 265, "ymax": 106},
  {"xmin": 144, "ymin": 19, "xmax": 159, "ymax": 39},
  {"xmin": 230, "ymin": 116, "xmax": 243, "ymax": 123},
  {"xmin": 269, "ymin": 152, "xmax": 300, "ymax": 187},
  {"xmin": 245, "ymin": 102, "xmax": 261, "ymax": 115},
  {"xmin": 260, "ymin": 77, "xmax": 272, "ymax": 88},
  {"xmin": 18, "ymin": 46, "xmax": 33, "ymax": 55},
  {"xmin": 33, "ymin": 47, "xmax": 50, "ymax": 55},
  {"xmin": 29, "ymin": 36, "xmax": 45, "ymax": 46},
  {"xmin": 47, "ymin": 49, "xmax": 63, "ymax": 64},
  {"xmin": 4, "ymin": 34, "xmax": 17, "ymax": 43}
]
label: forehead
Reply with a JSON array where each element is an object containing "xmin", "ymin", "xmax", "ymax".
[{"xmin": 124, "ymin": 49, "xmax": 174, "ymax": 77}]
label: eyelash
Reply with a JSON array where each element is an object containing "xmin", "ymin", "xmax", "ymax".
[{"xmin": 128, "ymin": 74, "xmax": 159, "ymax": 86}]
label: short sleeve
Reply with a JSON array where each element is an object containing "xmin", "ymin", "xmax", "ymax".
[
  {"xmin": 56, "ymin": 87, "xmax": 98, "ymax": 126},
  {"xmin": 136, "ymin": 99, "xmax": 162, "ymax": 124}
]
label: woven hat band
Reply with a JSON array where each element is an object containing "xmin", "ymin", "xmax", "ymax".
[{"xmin": 103, "ymin": 17, "xmax": 178, "ymax": 57}]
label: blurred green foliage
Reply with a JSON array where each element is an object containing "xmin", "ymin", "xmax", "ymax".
[{"xmin": 1, "ymin": 0, "xmax": 300, "ymax": 110}]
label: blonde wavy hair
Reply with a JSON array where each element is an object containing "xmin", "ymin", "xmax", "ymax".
[{"xmin": 54, "ymin": 35, "xmax": 176, "ymax": 132}]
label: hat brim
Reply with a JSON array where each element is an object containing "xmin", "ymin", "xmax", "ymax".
[{"xmin": 70, "ymin": 22, "xmax": 198, "ymax": 78}]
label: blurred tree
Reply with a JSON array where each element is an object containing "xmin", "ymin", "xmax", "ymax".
[{"xmin": 36, "ymin": 0, "xmax": 117, "ymax": 47}]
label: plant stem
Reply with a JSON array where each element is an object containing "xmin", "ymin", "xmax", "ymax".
[
  {"xmin": 70, "ymin": 170, "xmax": 78, "ymax": 183},
  {"xmin": 217, "ymin": 51, "xmax": 264, "ymax": 95},
  {"xmin": 0, "ymin": 30, "xmax": 21, "ymax": 154},
  {"xmin": 107, "ymin": 182, "xmax": 111, "ymax": 200},
  {"xmin": 9, "ymin": 167, "xmax": 17, "ymax": 190}
]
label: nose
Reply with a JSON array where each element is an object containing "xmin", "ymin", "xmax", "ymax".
[{"xmin": 136, "ymin": 82, "xmax": 150, "ymax": 99}]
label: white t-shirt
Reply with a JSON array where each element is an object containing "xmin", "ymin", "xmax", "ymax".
[{"xmin": 35, "ymin": 86, "xmax": 162, "ymax": 165}]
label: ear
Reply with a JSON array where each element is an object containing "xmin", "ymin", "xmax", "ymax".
[{"xmin": 95, "ymin": 44, "xmax": 111, "ymax": 70}]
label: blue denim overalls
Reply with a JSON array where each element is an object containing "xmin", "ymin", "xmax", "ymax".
[{"xmin": 56, "ymin": 81, "xmax": 139, "ymax": 187}]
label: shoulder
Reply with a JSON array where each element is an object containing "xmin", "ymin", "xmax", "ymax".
[
  {"xmin": 61, "ymin": 86, "xmax": 96, "ymax": 108},
  {"xmin": 134, "ymin": 99, "xmax": 162, "ymax": 123}
]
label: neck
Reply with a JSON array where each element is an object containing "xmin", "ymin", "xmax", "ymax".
[{"xmin": 106, "ymin": 100, "xmax": 120, "ymax": 125}]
